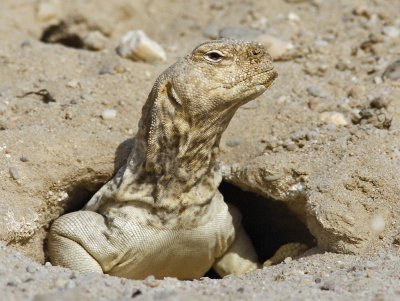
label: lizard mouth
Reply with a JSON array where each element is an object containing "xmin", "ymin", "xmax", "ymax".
[{"xmin": 224, "ymin": 68, "xmax": 278, "ymax": 89}]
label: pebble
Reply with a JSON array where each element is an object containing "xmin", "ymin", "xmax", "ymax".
[
  {"xmin": 306, "ymin": 130, "xmax": 319, "ymax": 141},
  {"xmin": 9, "ymin": 166, "xmax": 20, "ymax": 180},
  {"xmin": 255, "ymin": 34, "xmax": 294, "ymax": 60},
  {"xmin": 369, "ymin": 214, "xmax": 385, "ymax": 233},
  {"xmin": 306, "ymin": 85, "xmax": 326, "ymax": 98},
  {"xmin": 20, "ymin": 155, "xmax": 29, "ymax": 162},
  {"xmin": 26, "ymin": 263, "xmax": 38, "ymax": 273},
  {"xmin": 382, "ymin": 26, "xmax": 400, "ymax": 38},
  {"xmin": 348, "ymin": 85, "xmax": 366, "ymax": 98},
  {"xmin": 36, "ymin": 0, "xmax": 62, "ymax": 22},
  {"xmin": 382, "ymin": 60, "xmax": 400, "ymax": 81},
  {"xmin": 0, "ymin": 103, "xmax": 7, "ymax": 113},
  {"xmin": 101, "ymin": 109, "xmax": 117, "ymax": 120},
  {"xmin": 66, "ymin": 79, "xmax": 80, "ymax": 89},
  {"xmin": 283, "ymin": 139, "xmax": 297, "ymax": 151},
  {"xmin": 116, "ymin": 30, "xmax": 166, "ymax": 63},
  {"xmin": 320, "ymin": 112, "xmax": 348, "ymax": 126},
  {"xmin": 370, "ymin": 97, "xmax": 388, "ymax": 109},
  {"xmin": 290, "ymin": 130, "xmax": 306, "ymax": 141},
  {"xmin": 218, "ymin": 27, "xmax": 262, "ymax": 40},
  {"xmin": 84, "ymin": 31, "xmax": 108, "ymax": 51},
  {"xmin": 99, "ymin": 66, "xmax": 112, "ymax": 75},
  {"xmin": 226, "ymin": 139, "xmax": 242, "ymax": 147},
  {"xmin": 373, "ymin": 76, "xmax": 383, "ymax": 84}
]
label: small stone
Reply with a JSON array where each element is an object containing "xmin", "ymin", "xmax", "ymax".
[
  {"xmin": 290, "ymin": 130, "xmax": 306, "ymax": 141},
  {"xmin": 306, "ymin": 130, "xmax": 319, "ymax": 141},
  {"xmin": 283, "ymin": 139, "xmax": 296, "ymax": 151},
  {"xmin": 203, "ymin": 24, "xmax": 219, "ymax": 39},
  {"xmin": 374, "ymin": 76, "xmax": 383, "ymax": 84},
  {"xmin": 26, "ymin": 263, "xmax": 38, "ymax": 273},
  {"xmin": 370, "ymin": 214, "xmax": 385, "ymax": 233},
  {"xmin": 101, "ymin": 109, "xmax": 117, "ymax": 120},
  {"xmin": 284, "ymin": 257, "xmax": 292, "ymax": 264},
  {"xmin": 287, "ymin": 12, "xmax": 300, "ymax": 22},
  {"xmin": 352, "ymin": 6, "xmax": 371, "ymax": 18},
  {"xmin": 0, "ymin": 103, "xmax": 7, "ymax": 113},
  {"xmin": 143, "ymin": 275, "xmax": 159, "ymax": 287},
  {"xmin": 219, "ymin": 27, "xmax": 262, "ymax": 40},
  {"xmin": 44, "ymin": 262, "xmax": 52, "ymax": 267},
  {"xmin": 382, "ymin": 26, "xmax": 400, "ymax": 38},
  {"xmin": 84, "ymin": 31, "xmax": 108, "ymax": 51},
  {"xmin": 370, "ymin": 97, "xmax": 388, "ymax": 109},
  {"xmin": 348, "ymin": 85, "xmax": 366, "ymax": 98},
  {"xmin": 256, "ymin": 34, "xmax": 294, "ymax": 60},
  {"xmin": 9, "ymin": 166, "xmax": 20, "ymax": 180},
  {"xmin": 54, "ymin": 278, "xmax": 68, "ymax": 288},
  {"xmin": 66, "ymin": 79, "xmax": 80, "ymax": 89},
  {"xmin": 36, "ymin": 0, "xmax": 62, "ymax": 22},
  {"xmin": 99, "ymin": 66, "xmax": 112, "ymax": 75},
  {"xmin": 117, "ymin": 30, "xmax": 166, "ymax": 63},
  {"xmin": 65, "ymin": 279, "xmax": 76, "ymax": 289},
  {"xmin": 320, "ymin": 112, "xmax": 348, "ymax": 126},
  {"xmin": 382, "ymin": 60, "xmax": 400, "ymax": 81},
  {"xmin": 307, "ymin": 86, "xmax": 326, "ymax": 98},
  {"xmin": 226, "ymin": 139, "xmax": 242, "ymax": 147}
]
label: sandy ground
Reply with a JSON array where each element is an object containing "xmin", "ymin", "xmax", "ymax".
[{"xmin": 1, "ymin": 0, "xmax": 399, "ymax": 300}]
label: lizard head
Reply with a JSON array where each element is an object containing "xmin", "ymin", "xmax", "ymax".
[{"xmin": 169, "ymin": 39, "xmax": 278, "ymax": 118}]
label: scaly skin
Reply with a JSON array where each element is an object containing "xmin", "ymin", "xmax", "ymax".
[{"xmin": 48, "ymin": 39, "xmax": 279, "ymax": 280}]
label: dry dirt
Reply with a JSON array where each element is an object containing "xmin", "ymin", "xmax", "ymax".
[{"xmin": 1, "ymin": 0, "xmax": 399, "ymax": 300}]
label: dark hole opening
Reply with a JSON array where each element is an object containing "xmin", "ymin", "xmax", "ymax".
[
  {"xmin": 40, "ymin": 23, "xmax": 84, "ymax": 49},
  {"xmin": 205, "ymin": 182, "xmax": 315, "ymax": 278}
]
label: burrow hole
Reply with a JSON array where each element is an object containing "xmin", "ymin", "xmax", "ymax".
[{"xmin": 53, "ymin": 181, "xmax": 314, "ymax": 278}]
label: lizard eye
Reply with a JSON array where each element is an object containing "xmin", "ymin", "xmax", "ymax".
[{"xmin": 204, "ymin": 50, "xmax": 224, "ymax": 63}]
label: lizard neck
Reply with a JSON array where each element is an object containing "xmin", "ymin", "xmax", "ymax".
[{"xmin": 120, "ymin": 82, "xmax": 238, "ymax": 213}]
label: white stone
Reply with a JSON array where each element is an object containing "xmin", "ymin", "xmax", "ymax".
[
  {"xmin": 255, "ymin": 34, "xmax": 294, "ymax": 60},
  {"xmin": 382, "ymin": 26, "xmax": 400, "ymax": 38},
  {"xmin": 36, "ymin": 0, "xmax": 62, "ymax": 22},
  {"xmin": 319, "ymin": 112, "xmax": 348, "ymax": 126},
  {"xmin": 117, "ymin": 30, "xmax": 166, "ymax": 63},
  {"xmin": 101, "ymin": 109, "xmax": 117, "ymax": 120},
  {"xmin": 370, "ymin": 214, "xmax": 385, "ymax": 233},
  {"xmin": 66, "ymin": 79, "xmax": 80, "ymax": 89}
]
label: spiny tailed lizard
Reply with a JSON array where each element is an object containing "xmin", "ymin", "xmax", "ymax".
[{"xmin": 48, "ymin": 39, "xmax": 303, "ymax": 280}]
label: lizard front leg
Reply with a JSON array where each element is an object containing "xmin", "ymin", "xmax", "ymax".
[
  {"xmin": 213, "ymin": 224, "xmax": 260, "ymax": 277},
  {"xmin": 48, "ymin": 211, "xmax": 114, "ymax": 274}
]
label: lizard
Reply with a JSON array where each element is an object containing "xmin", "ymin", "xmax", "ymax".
[{"xmin": 48, "ymin": 39, "xmax": 290, "ymax": 280}]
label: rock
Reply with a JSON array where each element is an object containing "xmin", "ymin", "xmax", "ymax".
[
  {"xmin": 116, "ymin": 30, "xmax": 166, "ymax": 63},
  {"xmin": 306, "ymin": 86, "xmax": 326, "ymax": 98},
  {"xmin": 66, "ymin": 79, "xmax": 80, "ymax": 89},
  {"xmin": 36, "ymin": 0, "xmax": 62, "ymax": 22},
  {"xmin": 283, "ymin": 140, "xmax": 297, "ymax": 151},
  {"xmin": 319, "ymin": 112, "xmax": 348, "ymax": 126},
  {"xmin": 225, "ymin": 128, "xmax": 400, "ymax": 254},
  {"xmin": 218, "ymin": 27, "xmax": 262, "ymax": 40},
  {"xmin": 369, "ymin": 214, "xmax": 385, "ymax": 233},
  {"xmin": 84, "ymin": 31, "xmax": 108, "ymax": 51},
  {"xmin": 382, "ymin": 26, "xmax": 400, "ymax": 38},
  {"xmin": 255, "ymin": 34, "xmax": 294, "ymax": 60},
  {"xmin": 226, "ymin": 139, "xmax": 242, "ymax": 147},
  {"xmin": 101, "ymin": 109, "xmax": 117, "ymax": 120},
  {"xmin": 348, "ymin": 85, "xmax": 366, "ymax": 99},
  {"xmin": 306, "ymin": 130, "xmax": 319, "ymax": 141},
  {"xmin": 9, "ymin": 167, "xmax": 20, "ymax": 180},
  {"xmin": 370, "ymin": 97, "xmax": 389, "ymax": 109},
  {"xmin": 382, "ymin": 60, "xmax": 400, "ymax": 81}
]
